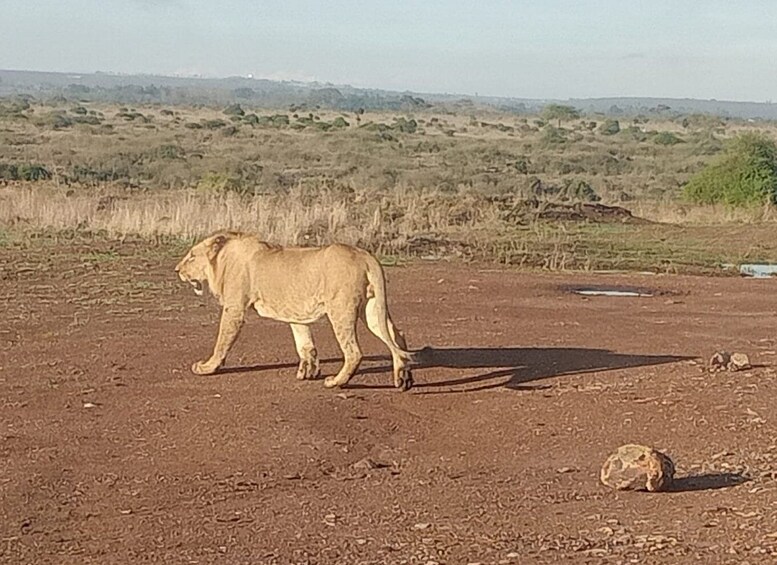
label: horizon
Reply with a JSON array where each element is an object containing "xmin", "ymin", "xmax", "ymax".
[
  {"xmin": 3, "ymin": 67, "xmax": 775, "ymax": 107},
  {"xmin": 3, "ymin": 1, "xmax": 777, "ymax": 103}
]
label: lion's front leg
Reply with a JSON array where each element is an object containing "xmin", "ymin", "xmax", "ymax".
[
  {"xmin": 192, "ymin": 306, "xmax": 245, "ymax": 375},
  {"xmin": 290, "ymin": 323, "xmax": 320, "ymax": 380}
]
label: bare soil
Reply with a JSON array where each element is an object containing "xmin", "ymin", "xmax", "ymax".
[{"xmin": 2, "ymin": 241, "xmax": 777, "ymax": 564}]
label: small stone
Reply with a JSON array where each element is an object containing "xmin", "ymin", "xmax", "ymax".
[
  {"xmin": 600, "ymin": 444, "xmax": 675, "ymax": 492},
  {"xmin": 352, "ymin": 457, "xmax": 386, "ymax": 471},
  {"xmin": 83, "ymin": 402, "xmax": 97, "ymax": 409},
  {"xmin": 709, "ymin": 351, "xmax": 730, "ymax": 372},
  {"xmin": 413, "ymin": 522, "xmax": 431, "ymax": 530},
  {"xmin": 727, "ymin": 352, "xmax": 751, "ymax": 372}
]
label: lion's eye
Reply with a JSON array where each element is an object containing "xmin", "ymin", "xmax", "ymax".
[{"xmin": 186, "ymin": 256, "xmax": 195, "ymax": 262}]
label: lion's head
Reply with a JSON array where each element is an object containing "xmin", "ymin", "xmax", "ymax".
[{"xmin": 175, "ymin": 232, "xmax": 235, "ymax": 296}]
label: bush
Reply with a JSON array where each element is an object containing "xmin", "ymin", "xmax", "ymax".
[
  {"xmin": 255, "ymin": 114, "xmax": 290, "ymax": 128},
  {"xmin": 684, "ymin": 132, "xmax": 777, "ymax": 206},
  {"xmin": 116, "ymin": 110, "xmax": 148, "ymax": 122},
  {"xmin": 151, "ymin": 144, "xmax": 185, "ymax": 160},
  {"xmin": 73, "ymin": 115, "xmax": 102, "ymax": 125},
  {"xmin": 598, "ymin": 119, "xmax": 620, "ymax": 135},
  {"xmin": 34, "ymin": 112, "xmax": 73, "ymax": 129},
  {"xmin": 653, "ymin": 131, "xmax": 684, "ymax": 145},
  {"xmin": 0, "ymin": 163, "xmax": 52, "ymax": 181},
  {"xmin": 223, "ymin": 104, "xmax": 245, "ymax": 117},
  {"xmin": 541, "ymin": 125, "xmax": 567, "ymax": 145},
  {"xmin": 0, "ymin": 99, "xmax": 31, "ymax": 117},
  {"xmin": 201, "ymin": 119, "xmax": 227, "ymax": 129},
  {"xmin": 196, "ymin": 172, "xmax": 250, "ymax": 196},
  {"xmin": 19, "ymin": 164, "xmax": 52, "ymax": 181},
  {"xmin": 392, "ymin": 117, "xmax": 417, "ymax": 133}
]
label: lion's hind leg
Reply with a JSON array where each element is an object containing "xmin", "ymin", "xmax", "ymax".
[
  {"xmin": 364, "ymin": 298, "xmax": 413, "ymax": 391},
  {"xmin": 290, "ymin": 323, "xmax": 320, "ymax": 380},
  {"xmin": 323, "ymin": 304, "xmax": 363, "ymax": 389}
]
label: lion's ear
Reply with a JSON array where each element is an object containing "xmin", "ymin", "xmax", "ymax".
[{"xmin": 207, "ymin": 234, "xmax": 229, "ymax": 260}]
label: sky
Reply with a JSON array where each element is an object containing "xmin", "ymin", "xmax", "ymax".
[{"xmin": 2, "ymin": 0, "xmax": 776, "ymax": 101}]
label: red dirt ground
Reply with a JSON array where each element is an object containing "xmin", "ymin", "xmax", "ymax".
[{"xmin": 2, "ymin": 241, "xmax": 777, "ymax": 564}]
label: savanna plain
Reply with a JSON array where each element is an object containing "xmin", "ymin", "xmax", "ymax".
[{"xmin": 2, "ymin": 98, "xmax": 777, "ymax": 563}]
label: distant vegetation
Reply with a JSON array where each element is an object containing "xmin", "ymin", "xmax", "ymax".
[
  {"xmin": 685, "ymin": 133, "xmax": 777, "ymax": 206},
  {"xmin": 5, "ymin": 68, "xmax": 777, "ymax": 119},
  {"xmin": 3, "ymin": 80, "xmax": 777, "ymax": 272}
]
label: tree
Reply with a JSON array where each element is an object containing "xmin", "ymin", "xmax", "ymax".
[
  {"xmin": 541, "ymin": 104, "xmax": 580, "ymax": 127},
  {"xmin": 684, "ymin": 132, "xmax": 777, "ymax": 206}
]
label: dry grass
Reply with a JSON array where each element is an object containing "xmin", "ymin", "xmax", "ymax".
[
  {"xmin": 4, "ymin": 183, "xmax": 777, "ymax": 274},
  {"xmin": 0, "ymin": 183, "xmax": 495, "ymax": 253}
]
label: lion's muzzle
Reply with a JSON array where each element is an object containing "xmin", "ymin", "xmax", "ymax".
[{"xmin": 176, "ymin": 269, "xmax": 204, "ymax": 296}]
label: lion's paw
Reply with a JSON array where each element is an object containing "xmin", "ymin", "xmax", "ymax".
[
  {"xmin": 323, "ymin": 376, "xmax": 341, "ymax": 388},
  {"xmin": 191, "ymin": 361, "xmax": 217, "ymax": 375},
  {"xmin": 395, "ymin": 369, "xmax": 414, "ymax": 392}
]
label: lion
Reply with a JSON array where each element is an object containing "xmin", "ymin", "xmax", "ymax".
[{"xmin": 174, "ymin": 231, "xmax": 415, "ymax": 391}]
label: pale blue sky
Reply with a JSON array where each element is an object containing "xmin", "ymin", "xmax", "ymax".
[{"xmin": 2, "ymin": 0, "xmax": 776, "ymax": 101}]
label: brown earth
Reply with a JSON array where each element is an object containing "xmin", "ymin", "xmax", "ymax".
[{"xmin": 2, "ymin": 241, "xmax": 777, "ymax": 564}]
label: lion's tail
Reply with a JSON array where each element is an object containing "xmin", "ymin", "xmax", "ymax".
[{"xmin": 365, "ymin": 256, "xmax": 417, "ymax": 364}]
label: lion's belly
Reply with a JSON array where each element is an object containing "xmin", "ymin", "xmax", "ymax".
[{"xmin": 253, "ymin": 300, "xmax": 325, "ymax": 324}]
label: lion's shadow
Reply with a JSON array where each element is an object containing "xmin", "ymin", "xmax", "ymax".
[{"xmin": 224, "ymin": 345, "xmax": 690, "ymax": 392}]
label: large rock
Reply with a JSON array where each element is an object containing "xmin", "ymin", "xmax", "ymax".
[{"xmin": 600, "ymin": 444, "xmax": 675, "ymax": 492}]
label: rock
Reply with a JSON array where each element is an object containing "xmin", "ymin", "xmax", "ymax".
[
  {"xmin": 727, "ymin": 353, "xmax": 751, "ymax": 372},
  {"xmin": 709, "ymin": 351, "xmax": 751, "ymax": 372},
  {"xmin": 352, "ymin": 457, "xmax": 386, "ymax": 471},
  {"xmin": 600, "ymin": 444, "xmax": 675, "ymax": 492},
  {"xmin": 709, "ymin": 351, "xmax": 730, "ymax": 372}
]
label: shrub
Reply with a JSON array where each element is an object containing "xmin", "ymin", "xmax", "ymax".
[
  {"xmin": 0, "ymin": 163, "xmax": 52, "ymax": 181},
  {"xmin": 201, "ymin": 119, "xmax": 227, "ymax": 129},
  {"xmin": 684, "ymin": 132, "xmax": 777, "ymax": 206},
  {"xmin": 19, "ymin": 164, "xmax": 52, "ymax": 181},
  {"xmin": 116, "ymin": 110, "xmax": 148, "ymax": 122},
  {"xmin": 653, "ymin": 131, "xmax": 684, "ymax": 145},
  {"xmin": 152, "ymin": 144, "xmax": 185, "ymax": 160},
  {"xmin": 34, "ymin": 112, "xmax": 73, "ymax": 129},
  {"xmin": 620, "ymin": 125, "xmax": 649, "ymax": 142},
  {"xmin": 73, "ymin": 115, "xmax": 102, "ymax": 125},
  {"xmin": 0, "ymin": 99, "xmax": 31, "ymax": 117},
  {"xmin": 255, "ymin": 114, "xmax": 290, "ymax": 128},
  {"xmin": 598, "ymin": 119, "xmax": 620, "ymax": 135},
  {"xmin": 392, "ymin": 117, "xmax": 417, "ymax": 133},
  {"xmin": 223, "ymin": 104, "xmax": 245, "ymax": 117},
  {"xmin": 541, "ymin": 125, "xmax": 567, "ymax": 145},
  {"xmin": 196, "ymin": 172, "xmax": 250, "ymax": 196}
]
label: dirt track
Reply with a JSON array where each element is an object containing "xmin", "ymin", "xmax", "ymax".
[{"xmin": 3, "ymin": 242, "xmax": 777, "ymax": 564}]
